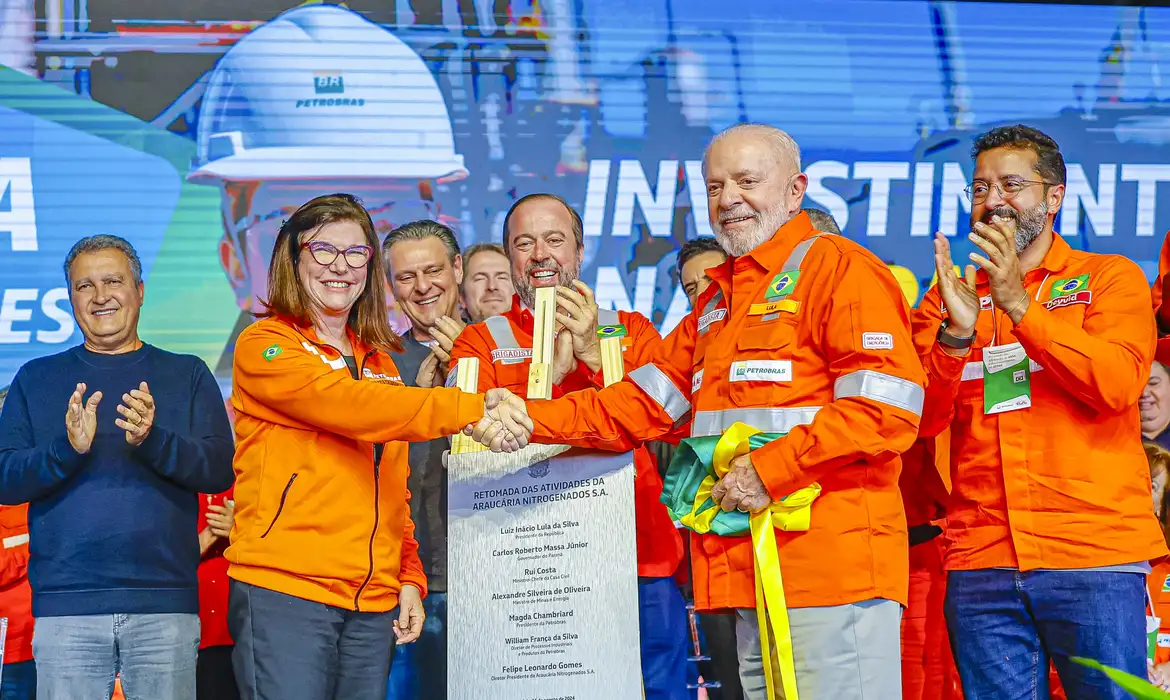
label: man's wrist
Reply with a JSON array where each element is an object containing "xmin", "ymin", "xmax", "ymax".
[
  {"xmin": 938, "ymin": 320, "xmax": 975, "ymax": 346},
  {"xmin": 1006, "ymin": 293, "xmax": 1031, "ymax": 325},
  {"xmin": 578, "ymin": 347, "xmax": 602, "ymax": 373}
]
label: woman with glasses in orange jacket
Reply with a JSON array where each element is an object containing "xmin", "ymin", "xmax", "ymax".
[{"xmin": 225, "ymin": 194, "xmax": 530, "ymax": 700}]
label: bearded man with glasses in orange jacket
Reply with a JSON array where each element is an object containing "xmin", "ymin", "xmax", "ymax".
[{"xmin": 914, "ymin": 124, "xmax": 1167, "ymax": 700}]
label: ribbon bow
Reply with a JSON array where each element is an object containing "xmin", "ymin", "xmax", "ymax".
[{"xmin": 662, "ymin": 422, "xmax": 821, "ymax": 700}]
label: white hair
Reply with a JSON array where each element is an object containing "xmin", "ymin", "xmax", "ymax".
[{"xmin": 702, "ymin": 123, "xmax": 802, "ymax": 175}]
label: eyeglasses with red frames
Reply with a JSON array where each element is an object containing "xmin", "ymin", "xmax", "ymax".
[{"xmin": 300, "ymin": 241, "xmax": 373, "ymax": 268}]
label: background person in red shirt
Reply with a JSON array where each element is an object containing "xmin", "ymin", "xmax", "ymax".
[
  {"xmin": 198, "ymin": 490, "xmax": 237, "ymax": 700},
  {"xmin": 0, "ymin": 384, "xmax": 35, "ymax": 700},
  {"xmin": 0, "ymin": 498, "xmax": 34, "ymax": 700}
]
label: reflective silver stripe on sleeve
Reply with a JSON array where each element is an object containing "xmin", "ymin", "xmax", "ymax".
[
  {"xmin": 628, "ymin": 364, "xmax": 691, "ymax": 422},
  {"xmin": 484, "ymin": 315, "xmax": 526, "ymax": 364},
  {"xmin": 690, "ymin": 407, "xmax": 822, "ymax": 437},
  {"xmin": 834, "ymin": 370, "xmax": 924, "ymax": 416},
  {"xmin": 597, "ymin": 308, "xmax": 620, "ymax": 326}
]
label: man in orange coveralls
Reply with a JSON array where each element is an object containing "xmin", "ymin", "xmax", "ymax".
[
  {"xmin": 449, "ymin": 193, "xmax": 690, "ymax": 700},
  {"xmin": 914, "ymin": 124, "xmax": 1167, "ymax": 700},
  {"xmin": 0, "ymin": 501, "xmax": 34, "ymax": 700},
  {"xmin": 473, "ymin": 123, "xmax": 927, "ymax": 700}
]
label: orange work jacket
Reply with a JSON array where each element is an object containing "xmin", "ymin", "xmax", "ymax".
[
  {"xmin": 913, "ymin": 235, "xmax": 1166, "ymax": 571},
  {"xmin": 0, "ymin": 503, "xmax": 32, "ymax": 664},
  {"xmin": 229, "ymin": 316, "xmax": 485, "ymax": 613},
  {"xmin": 450, "ymin": 296, "xmax": 685, "ymax": 578},
  {"xmin": 524, "ymin": 212, "xmax": 926, "ymax": 610},
  {"xmin": 901, "ymin": 433, "xmax": 950, "ymax": 531}
]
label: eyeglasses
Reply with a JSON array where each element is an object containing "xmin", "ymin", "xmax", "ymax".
[
  {"xmin": 964, "ymin": 178, "xmax": 1051, "ymax": 203},
  {"xmin": 300, "ymin": 241, "xmax": 373, "ymax": 268}
]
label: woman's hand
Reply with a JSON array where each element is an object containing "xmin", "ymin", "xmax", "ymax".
[{"xmin": 394, "ymin": 584, "xmax": 426, "ymax": 645}]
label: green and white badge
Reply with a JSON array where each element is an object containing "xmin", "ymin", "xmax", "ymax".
[{"xmin": 983, "ymin": 342, "xmax": 1032, "ymax": 415}]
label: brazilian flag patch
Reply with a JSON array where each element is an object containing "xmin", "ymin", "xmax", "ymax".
[
  {"xmin": 262, "ymin": 344, "xmax": 283, "ymax": 362},
  {"xmin": 1051, "ymin": 274, "xmax": 1090, "ymax": 298},
  {"xmin": 1162, "ymin": 574, "xmax": 1170, "ymax": 593},
  {"xmin": 597, "ymin": 324, "xmax": 627, "ymax": 339},
  {"xmin": 765, "ymin": 270, "xmax": 800, "ymax": 299}
]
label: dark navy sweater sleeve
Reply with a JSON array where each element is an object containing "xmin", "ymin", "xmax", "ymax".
[
  {"xmin": 134, "ymin": 359, "xmax": 234, "ymax": 493},
  {"xmin": 0, "ymin": 372, "xmax": 88, "ymax": 505}
]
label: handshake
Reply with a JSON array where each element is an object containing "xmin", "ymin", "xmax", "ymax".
[{"xmin": 462, "ymin": 389, "xmax": 535, "ymax": 453}]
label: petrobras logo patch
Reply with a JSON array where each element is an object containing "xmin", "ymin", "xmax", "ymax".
[
  {"xmin": 313, "ymin": 73, "xmax": 345, "ymax": 95},
  {"xmin": 729, "ymin": 360, "xmax": 792, "ymax": 383},
  {"xmin": 491, "ymin": 347, "xmax": 533, "ymax": 364}
]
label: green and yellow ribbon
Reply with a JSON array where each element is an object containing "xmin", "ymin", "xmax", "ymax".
[{"xmin": 662, "ymin": 422, "xmax": 821, "ymax": 700}]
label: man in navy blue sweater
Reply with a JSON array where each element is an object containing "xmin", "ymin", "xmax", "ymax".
[{"xmin": 0, "ymin": 235, "xmax": 235, "ymax": 700}]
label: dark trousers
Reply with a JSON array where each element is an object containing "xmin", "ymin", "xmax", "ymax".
[
  {"xmin": 697, "ymin": 612, "xmax": 743, "ymax": 700},
  {"xmin": 0, "ymin": 659, "xmax": 36, "ymax": 700},
  {"xmin": 228, "ymin": 581, "xmax": 397, "ymax": 700},
  {"xmin": 197, "ymin": 645, "xmax": 240, "ymax": 700}
]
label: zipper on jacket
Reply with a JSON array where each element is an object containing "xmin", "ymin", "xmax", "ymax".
[
  {"xmin": 260, "ymin": 473, "xmax": 298, "ymax": 538},
  {"xmin": 353, "ymin": 350, "xmax": 383, "ymax": 612}
]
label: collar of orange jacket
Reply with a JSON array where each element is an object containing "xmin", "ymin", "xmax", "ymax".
[
  {"xmin": 276, "ymin": 314, "xmax": 376, "ymax": 359},
  {"xmin": 704, "ymin": 210, "xmax": 816, "ymax": 292},
  {"xmin": 504, "ymin": 294, "xmax": 531, "ymax": 326}
]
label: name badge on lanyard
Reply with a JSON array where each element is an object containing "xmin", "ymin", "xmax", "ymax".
[{"xmin": 982, "ymin": 342, "xmax": 1031, "ymax": 415}]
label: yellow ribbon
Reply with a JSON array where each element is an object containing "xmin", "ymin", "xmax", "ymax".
[{"xmin": 686, "ymin": 422, "xmax": 820, "ymax": 700}]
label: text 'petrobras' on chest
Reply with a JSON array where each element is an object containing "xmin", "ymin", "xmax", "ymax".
[{"xmin": 729, "ymin": 360, "xmax": 793, "ymax": 383}]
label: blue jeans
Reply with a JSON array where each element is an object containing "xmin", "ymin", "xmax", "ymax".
[
  {"xmin": 385, "ymin": 593, "xmax": 446, "ymax": 700},
  {"xmin": 32, "ymin": 613, "xmax": 199, "ymax": 700},
  {"xmin": 945, "ymin": 569, "xmax": 1146, "ymax": 700},
  {"xmin": 1, "ymin": 659, "xmax": 36, "ymax": 700}
]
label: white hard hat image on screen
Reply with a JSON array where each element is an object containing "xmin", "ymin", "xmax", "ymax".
[{"xmin": 189, "ymin": 4, "xmax": 467, "ymax": 327}]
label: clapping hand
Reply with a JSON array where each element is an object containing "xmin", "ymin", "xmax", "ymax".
[
  {"xmin": 65, "ymin": 383, "xmax": 102, "ymax": 455},
  {"xmin": 968, "ymin": 216, "xmax": 1029, "ymax": 323},
  {"xmin": 933, "ymin": 232, "xmax": 980, "ymax": 339},
  {"xmin": 415, "ymin": 351, "xmax": 443, "ymax": 389},
  {"xmin": 115, "ymin": 382, "xmax": 155, "ymax": 446},
  {"xmin": 427, "ymin": 315, "xmax": 466, "ymax": 365},
  {"xmin": 465, "ymin": 388, "xmax": 534, "ymax": 453},
  {"xmin": 206, "ymin": 499, "xmax": 235, "ymax": 539},
  {"xmin": 555, "ymin": 281, "xmax": 602, "ymax": 372}
]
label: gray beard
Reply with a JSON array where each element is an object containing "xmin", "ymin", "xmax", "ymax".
[
  {"xmin": 713, "ymin": 203, "xmax": 791, "ymax": 257},
  {"xmin": 980, "ymin": 202, "xmax": 1048, "ymax": 253},
  {"xmin": 514, "ymin": 260, "xmax": 579, "ymax": 309}
]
